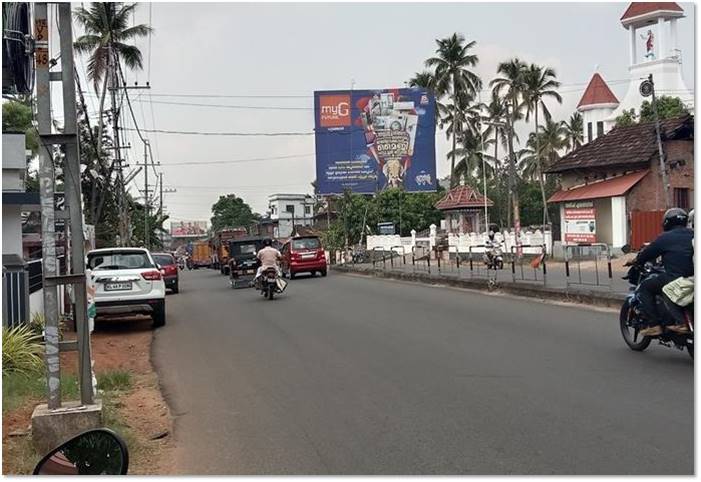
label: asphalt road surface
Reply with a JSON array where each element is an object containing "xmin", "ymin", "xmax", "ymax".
[{"xmin": 153, "ymin": 269, "xmax": 693, "ymax": 475}]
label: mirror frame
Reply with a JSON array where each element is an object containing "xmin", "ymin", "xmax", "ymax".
[{"xmin": 33, "ymin": 428, "xmax": 129, "ymax": 475}]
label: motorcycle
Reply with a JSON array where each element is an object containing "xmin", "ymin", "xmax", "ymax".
[
  {"xmin": 483, "ymin": 241, "xmax": 504, "ymax": 270},
  {"xmin": 255, "ymin": 266, "xmax": 285, "ymax": 300},
  {"xmin": 34, "ymin": 428, "xmax": 129, "ymax": 475},
  {"xmin": 619, "ymin": 260, "xmax": 693, "ymax": 358}
]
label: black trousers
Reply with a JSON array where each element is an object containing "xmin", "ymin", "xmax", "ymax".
[{"xmin": 638, "ymin": 272, "xmax": 676, "ymax": 325}]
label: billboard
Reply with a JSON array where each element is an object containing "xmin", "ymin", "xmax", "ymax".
[
  {"xmin": 314, "ymin": 88, "xmax": 436, "ymax": 195},
  {"xmin": 563, "ymin": 201, "xmax": 596, "ymax": 243},
  {"xmin": 170, "ymin": 220, "xmax": 209, "ymax": 238}
]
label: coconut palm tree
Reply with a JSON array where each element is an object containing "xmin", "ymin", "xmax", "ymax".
[
  {"xmin": 408, "ymin": 71, "xmax": 434, "ymax": 90},
  {"xmin": 564, "ymin": 112, "xmax": 584, "ymax": 152},
  {"xmin": 425, "ymin": 33, "xmax": 482, "ymax": 187},
  {"xmin": 490, "ymin": 58, "xmax": 528, "ymax": 229},
  {"xmin": 74, "ymin": 3, "xmax": 152, "ymax": 159},
  {"xmin": 522, "ymin": 64, "xmax": 562, "ymax": 226},
  {"xmin": 519, "ymin": 119, "xmax": 568, "ymax": 181}
]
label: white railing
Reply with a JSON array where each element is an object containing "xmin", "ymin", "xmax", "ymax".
[
  {"xmin": 366, "ymin": 224, "xmax": 438, "ymax": 252},
  {"xmin": 448, "ymin": 230, "xmax": 552, "ymax": 254}
]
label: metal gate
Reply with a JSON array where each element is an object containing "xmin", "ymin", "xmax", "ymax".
[{"xmin": 631, "ymin": 210, "xmax": 664, "ymax": 250}]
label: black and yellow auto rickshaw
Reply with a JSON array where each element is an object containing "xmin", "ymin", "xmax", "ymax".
[{"xmin": 227, "ymin": 236, "xmax": 267, "ymax": 288}]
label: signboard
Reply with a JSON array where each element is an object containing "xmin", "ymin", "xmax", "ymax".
[
  {"xmin": 314, "ymin": 88, "xmax": 436, "ymax": 195},
  {"xmin": 377, "ymin": 222, "xmax": 396, "ymax": 235},
  {"xmin": 563, "ymin": 201, "xmax": 596, "ymax": 243},
  {"xmin": 170, "ymin": 220, "xmax": 209, "ymax": 237}
]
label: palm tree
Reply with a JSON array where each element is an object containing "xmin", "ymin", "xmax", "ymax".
[
  {"xmin": 564, "ymin": 112, "xmax": 584, "ymax": 152},
  {"xmin": 490, "ymin": 58, "xmax": 528, "ymax": 229},
  {"xmin": 408, "ymin": 71, "xmax": 434, "ymax": 90},
  {"xmin": 519, "ymin": 120, "xmax": 568, "ymax": 182},
  {"xmin": 74, "ymin": 3, "xmax": 152, "ymax": 160},
  {"xmin": 522, "ymin": 64, "xmax": 562, "ymax": 226},
  {"xmin": 425, "ymin": 33, "xmax": 482, "ymax": 187}
]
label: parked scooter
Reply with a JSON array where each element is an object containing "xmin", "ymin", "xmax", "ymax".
[
  {"xmin": 619, "ymin": 246, "xmax": 693, "ymax": 358},
  {"xmin": 34, "ymin": 428, "xmax": 129, "ymax": 475}
]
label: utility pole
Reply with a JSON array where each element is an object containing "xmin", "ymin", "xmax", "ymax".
[
  {"xmin": 32, "ymin": 4, "xmax": 100, "ymax": 448},
  {"xmin": 143, "ymin": 141, "xmax": 149, "ymax": 249},
  {"xmin": 108, "ymin": 48, "xmax": 128, "ymax": 246},
  {"xmin": 643, "ymin": 74, "xmax": 672, "ymax": 208}
]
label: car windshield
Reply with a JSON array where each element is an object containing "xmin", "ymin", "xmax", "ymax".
[
  {"xmin": 231, "ymin": 243, "xmax": 258, "ymax": 255},
  {"xmin": 152, "ymin": 254, "xmax": 175, "ymax": 266},
  {"xmin": 292, "ymin": 238, "xmax": 320, "ymax": 250},
  {"xmin": 88, "ymin": 251, "xmax": 154, "ymax": 270}
]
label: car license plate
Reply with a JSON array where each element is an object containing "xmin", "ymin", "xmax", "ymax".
[
  {"xmin": 301, "ymin": 253, "xmax": 315, "ymax": 259},
  {"xmin": 104, "ymin": 281, "xmax": 132, "ymax": 291}
]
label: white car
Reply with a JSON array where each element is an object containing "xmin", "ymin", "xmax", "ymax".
[{"xmin": 86, "ymin": 247, "xmax": 166, "ymax": 327}]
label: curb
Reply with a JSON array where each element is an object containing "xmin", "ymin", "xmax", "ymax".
[{"xmin": 331, "ymin": 265, "xmax": 625, "ymax": 309}]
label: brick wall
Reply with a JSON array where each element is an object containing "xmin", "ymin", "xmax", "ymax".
[{"xmin": 627, "ymin": 139, "xmax": 694, "ymax": 211}]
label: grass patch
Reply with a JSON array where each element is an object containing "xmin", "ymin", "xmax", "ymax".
[
  {"xmin": 2, "ymin": 432, "xmax": 40, "ymax": 475},
  {"xmin": 2, "ymin": 372, "xmax": 79, "ymax": 413},
  {"xmin": 97, "ymin": 370, "xmax": 133, "ymax": 393}
]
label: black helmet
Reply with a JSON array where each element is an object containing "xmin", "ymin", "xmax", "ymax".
[
  {"xmin": 662, "ymin": 207, "xmax": 688, "ymax": 231},
  {"xmin": 263, "ymin": 238, "xmax": 272, "ymax": 247}
]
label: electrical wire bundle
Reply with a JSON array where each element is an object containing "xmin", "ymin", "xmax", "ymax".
[{"xmin": 2, "ymin": 2, "xmax": 34, "ymax": 95}]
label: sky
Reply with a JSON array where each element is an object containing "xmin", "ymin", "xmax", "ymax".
[{"xmin": 70, "ymin": 1, "xmax": 695, "ymax": 226}]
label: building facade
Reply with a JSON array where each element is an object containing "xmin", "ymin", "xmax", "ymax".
[
  {"xmin": 268, "ymin": 193, "xmax": 315, "ymax": 238},
  {"xmin": 547, "ymin": 115, "xmax": 693, "ymax": 250}
]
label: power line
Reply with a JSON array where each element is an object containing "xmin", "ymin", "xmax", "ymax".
[
  {"xmin": 120, "ymin": 127, "xmax": 314, "ymax": 136},
  {"xmin": 161, "ymin": 153, "xmax": 314, "ymax": 166}
]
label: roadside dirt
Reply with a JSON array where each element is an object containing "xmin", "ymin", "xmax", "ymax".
[{"xmin": 2, "ymin": 317, "xmax": 176, "ymax": 475}]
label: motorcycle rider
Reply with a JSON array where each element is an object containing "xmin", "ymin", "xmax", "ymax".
[
  {"xmin": 254, "ymin": 238, "xmax": 282, "ymax": 282},
  {"xmin": 484, "ymin": 230, "xmax": 501, "ymax": 268},
  {"xmin": 627, "ymin": 208, "xmax": 693, "ymax": 336}
]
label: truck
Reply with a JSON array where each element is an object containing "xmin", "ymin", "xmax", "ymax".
[
  {"xmin": 190, "ymin": 241, "xmax": 213, "ymax": 269},
  {"xmin": 212, "ymin": 227, "xmax": 248, "ymax": 275}
]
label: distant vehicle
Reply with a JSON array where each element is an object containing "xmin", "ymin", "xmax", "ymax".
[
  {"xmin": 212, "ymin": 227, "xmax": 248, "ymax": 275},
  {"xmin": 190, "ymin": 241, "xmax": 213, "ymax": 269},
  {"xmin": 280, "ymin": 236, "xmax": 327, "ymax": 279},
  {"xmin": 86, "ymin": 247, "xmax": 166, "ymax": 328},
  {"xmin": 152, "ymin": 252, "xmax": 179, "ymax": 293},
  {"xmin": 227, "ymin": 236, "xmax": 267, "ymax": 288}
]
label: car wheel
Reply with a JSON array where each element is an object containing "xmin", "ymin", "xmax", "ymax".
[
  {"xmin": 172, "ymin": 281, "xmax": 179, "ymax": 294},
  {"xmin": 152, "ymin": 301, "xmax": 166, "ymax": 328},
  {"xmin": 321, "ymin": 269, "xmax": 327, "ymax": 277},
  {"xmin": 290, "ymin": 271, "xmax": 296, "ymax": 280}
]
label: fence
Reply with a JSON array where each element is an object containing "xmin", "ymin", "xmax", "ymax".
[
  {"xmin": 2, "ymin": 254, "xmax": 30, "ymax": 326},
  {"xmin": 563, "ymin": 243, "xmax": 612, "ymax": 289}
]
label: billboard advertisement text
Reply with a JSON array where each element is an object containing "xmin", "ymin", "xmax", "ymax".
[{"xmin": 314, "ymin": 88, "xmax": 436, "ymax": 195}]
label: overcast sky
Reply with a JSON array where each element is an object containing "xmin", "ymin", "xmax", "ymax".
[{"xmin": 72, "ymin": 1, "xmax": 695, "ymax": 225}]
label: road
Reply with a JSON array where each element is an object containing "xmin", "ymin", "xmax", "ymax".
[{"xmin": 153, "ymin": 269, "xmax": 693, "ymax": 475}]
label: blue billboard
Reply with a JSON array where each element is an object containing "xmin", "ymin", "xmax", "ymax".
[{"xmin": 314, "ymin": 88, "xmax": 436, "ymax": 195}]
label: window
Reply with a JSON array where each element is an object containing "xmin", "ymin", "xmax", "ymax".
[
  {"xmin": 587, "ymin": 122, "xmax": 593, "ymax": 142},
  {"xmin": 674, "ymin": 188, "xmax": 690, "ymax": 210},
  {"xmin": 87, "ymin": 251, "xmax": 153, "ymax": 270},
  {"xmin": 292, "ymin": 237, "xmax": 321, "ymax": 250},
  {"xmin": 285, "ymin": 204, "xmax": 295, "ymax": 214},
  {"xmin": 304, "ymin": 205, "xmax": 311, "ymax": 215},
  {"xmin": 596, "ymin": 121, "xmax": 604, "ymax": 138}
]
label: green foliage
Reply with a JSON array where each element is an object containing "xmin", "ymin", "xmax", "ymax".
[
  {"xmin": 27, "ymin": 312, "xmax": 45, "ymax": 336},
  {"xmin": 615, "ymin": 109, "xmax": 637, "ymax": 127},
  {"xmin": 639, "ymin": 96, "xmax": 688, "ymax": 122},
  {"xmin": 3, "ymin": 372, "xmax": 80, "ymax": 413},
  {"xmin": 2, "ymin": 325, "xmax": 44, "ymax": 377},
  {"xmin": 2, "ymin": 100, "xmax": 39, "ymax": 155},
  {"xmin": 615, "ymin": 97, "xmax": 687, "ymax": 127},
  {"xmin": 129, "ymin": 201, "xmax": 169, "ymax": 249},
  {"xmin": 211, "ymin": 194, "xmax": 256, "ymax": 232},
  {"xmin": 97, "ymin": 370, "xmax": 132, "ymax": 392}
]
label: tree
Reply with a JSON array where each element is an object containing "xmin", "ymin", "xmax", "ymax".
[
  {"xmin": 615, "ymin": 96, "xmax": 688, "ymax": 127},
  {"xmin": 519, "ymin": 119, "xmax": 567, "ymax": 181},
  {"xmin": 2, "ymin": 100, "xmax": 39, "ymax": 155},
  {"xmin": 522, "ymin": 63, "xmax": 561, "ymax": 226},
  {"xmin": 490, "ymin": 58, "xmax": 528, "ymax": 229},
  {"xmin": 129, "ymin": 201, "xmax": 169, "ymax": 249},
  {"xmin": 639, "ymin": 96, "xmax": 688, "ymax": 122},
  {"xmin": 564, "ymin": 112, "xmax": 584, "ymax": 152},
  {"xmin": 73, "ymin": 3, "xmax": 152, "ymax": 168},
  {"xmin": 425, "ymin": 33, "xmax": 482, "ymax": 187},
  {"xmin": 210, "ymin": 195, "xmax": 256, "ymax": 232}
]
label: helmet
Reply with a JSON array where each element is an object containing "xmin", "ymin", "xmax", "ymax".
[
  {"xmin": 662, "ymin": 208, "xmax": 688, "ymax": 231},
  {"xmin": 263, "ymin": 238, "xmax": 272, "ymax": 247},
  {"xmin": 688, "ymin": 209, "xmax": 694, "ymax": 229},
  {"xmin": 488, "ymin": 230, "xmax": 495, "ymax": 240}
]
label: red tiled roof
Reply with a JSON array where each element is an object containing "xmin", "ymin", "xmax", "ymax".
[
  {"xmin": 577, "ymin": 73, "xmax": 619, "ymax": 108},
  {"xmin": 548, "ymin": 170, "xmax": 649, "ymax": 203},
  {"xmin": 621, "ymin": 2, "xmax": 683, "ymax": 21},
  {"xmin": 435, "ymin": 185, "xmax": 493, "ymax": 211},
  {"xmin": 547, "ymin": 114, "xmax": 693, "ymax": 173}
]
